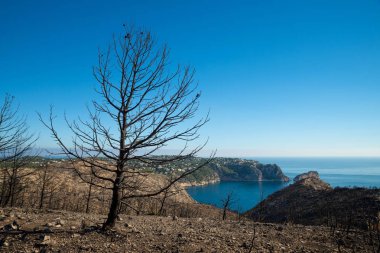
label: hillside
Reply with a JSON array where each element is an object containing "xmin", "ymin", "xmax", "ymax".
[
  {"xmin": 245, "ymin": 172, "xmax": 380, "ymax": 229},
  {"xmin": 0, "ymin": 208, "xmax": 377, "ymax": 252},
  {"xmin": 0, "ymin": 161, "xmax": 199, "ymax": 217}
]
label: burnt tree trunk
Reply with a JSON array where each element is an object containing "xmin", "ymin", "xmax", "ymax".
[
  {"xmin": 0, "ymin": 170, "xmax": 7, "ymax": 205},
  {"xmin": 222, "ymin": 193, "xmax": 233, "ymax": 221},
  {"xmin": 103, "ymin": 171, "xmax": 122, "ymax": 229},
  {"xmin": 9, "ymin": 168, "xmax": 18, "ymax": 207},
  {"xmin": 39, "ymin": 168, "xmax": 48, "ymax": 209},
  {"xmin": 158, "ymin": 188, "xmax": 170, "ymax": 215},
  {"xmin": 85, "ymin": 178, "xmax": 93, "ymax": 213}
]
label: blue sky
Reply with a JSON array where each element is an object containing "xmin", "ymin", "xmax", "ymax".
[{"xmin": 1, "ymin": 0, "xmax": 380, "ymax": 157}]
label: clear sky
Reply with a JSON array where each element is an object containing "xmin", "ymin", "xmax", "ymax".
[{"xmin": 1, "ymin": 0, "xmax": 380, "ymax": 157}]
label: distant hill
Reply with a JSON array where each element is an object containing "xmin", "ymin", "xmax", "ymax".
[
  {"xmin": 245, "ymin": 171, "xmax": 380, "ymax": 229},
  {"xmin": 181, "ymin": 157, "xmax": 289, "ymax": 184}
]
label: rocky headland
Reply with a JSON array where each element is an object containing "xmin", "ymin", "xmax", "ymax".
[
  {"xmin": 245, "ymin": 171, "xmax": 380, "ymax": 229},
  {"xmin": 293, "ymin": 170, "xmax": 320, "ymax": 182},
  {"xmin": 182, "ymin": 157, "xmax": 289, "ymax": 186}
]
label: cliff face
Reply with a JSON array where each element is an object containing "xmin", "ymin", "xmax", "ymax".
[
  {"xmin": 245, "ymin": 172, "xmax": 380, "ymax": 228},
  {"xmin": 259, "ymin": 163, "xmax": 289, "ymax": 181},
  {"xmin": 180, "ymin": 157, "xmax": 288, "ymax": 185}
]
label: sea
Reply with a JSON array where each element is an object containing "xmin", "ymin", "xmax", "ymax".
[{"xmin": 186, "ymin": 157, "xmax": 380, "ymax": 213}]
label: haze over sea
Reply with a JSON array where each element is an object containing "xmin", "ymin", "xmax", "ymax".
[{"xmin": 187, "ymin": 157, "xmax": 380, "ymax": 212}]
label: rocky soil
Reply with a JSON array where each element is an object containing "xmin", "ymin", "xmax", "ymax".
[{"xmin": 0, "ymin": 208, "xmax": 377, "ymax": 253}]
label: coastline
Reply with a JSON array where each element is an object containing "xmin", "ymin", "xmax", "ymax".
[
  {"xmin": 179, "ymin": 178, "xmax": 220, "ymax": 188},
  {"xmin": 180, "ymin": 178, "xmax": 290, "ymax": 189}
]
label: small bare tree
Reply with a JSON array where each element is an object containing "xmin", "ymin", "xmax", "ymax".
[
  {"xmin": 85, "ymin": 170, "xmax": 97, "ymax": 213},
  {"xmin": 155, "ymin": 175, "xmax": 186, "ymax": 216},
  {"xmin": 40, "ymin": 26, "xmax": 212, "ymax": 229},
  {"xmin": 0, "ymin": 94, "xmax": 37, "ymax": 207},
  {"xmin": 2, "ymin": 141, "xmax": 36, "ymax": 207},
  {"xmin": 0, "ymin": 95, "xmax": 35, "ymax": 161},
  {"xmin": 38, "ymin": 161, "xmax": 57, "ymax": 209},
  {"xmin": 222, "ymin": 191, "xmax": 235, "ymax": 220}
]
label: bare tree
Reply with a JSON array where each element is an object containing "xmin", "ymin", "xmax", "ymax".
[
  {"xmin": 0, "ymin": 95, "xmax": 35, "ymax": 162},
  {"xmin": 156, "ymin": 176, "xmax": 185, "ymax": 216},
  {"xmin": 222, "ymin": 191, "xmax": 235, "ymax": 220},
  {"xmin": 85, "ymin": 171, "xmax": 95, "ymax": 213},
  {"xmin": 0, "ymin": 94, "xmax": 37, "ymax": 207},
  {"xmin": 2, "ymin": 142, "xmax": 36, "ymax": 207},
  {"xmin": 40, "ymin": 26, "xmax": 212, "ymax": 229},
  {"xmin": 157, "ymin": 185, "xmax": 175, "ymax": 216},
  {"xmin": 38, "ymin": 162, "xmax": 57, "ymax": 209}
]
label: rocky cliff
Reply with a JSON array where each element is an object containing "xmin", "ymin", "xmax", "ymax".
[
  {"xmin": 212, "ymin": 159, "xmax": 289, "ymax": 181},
  {"xmin": 293, "ymin": 170, "xmax": 320, "ymax": 182},
  {"xmin": 183, "ymin": 157, "xmax": 289, "ymax": 183}
]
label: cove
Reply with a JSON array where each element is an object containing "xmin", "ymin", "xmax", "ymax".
[{"xmin": 186, "ymin": 181, "xmax": 289, "ymax": 213}]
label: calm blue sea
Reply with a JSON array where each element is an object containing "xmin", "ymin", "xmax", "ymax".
[{"xmin": 186, "ymin": 157, "xmax": 380, "ymax": 213}]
